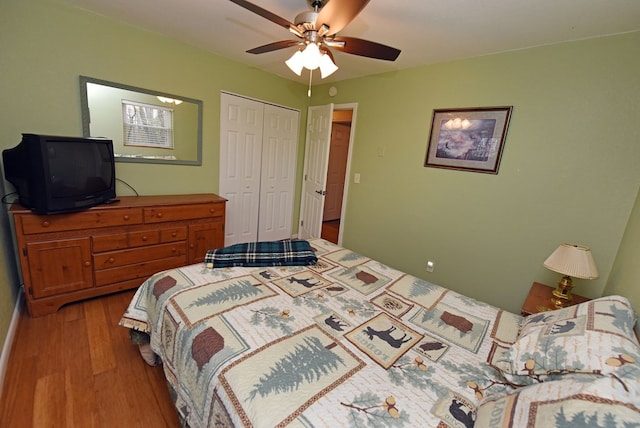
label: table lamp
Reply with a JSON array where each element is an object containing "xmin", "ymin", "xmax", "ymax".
[{"xmin": 543, "ymin": 243, "xmax": 599, "ymax": 309}]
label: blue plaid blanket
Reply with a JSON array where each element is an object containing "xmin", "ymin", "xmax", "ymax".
[{"xmin": 204, "ymin": 239, "xmax": 317, "ymax": 268}]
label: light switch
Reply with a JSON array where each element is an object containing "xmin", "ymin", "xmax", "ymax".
[{"xmin": 354, "ymin": 173, "xmax": 360, "ymax": 184}]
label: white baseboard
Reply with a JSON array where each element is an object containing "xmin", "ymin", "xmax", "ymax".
[{"xmin": 0, "ymin": 288, "xmax": 23, "ymax": 402}]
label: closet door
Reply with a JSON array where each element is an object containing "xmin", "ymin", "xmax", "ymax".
[
  {"xmin": 258, "ymin": 105, "xmax": 300, "ymax": 242},
  {"xmin": 219, "ymin": 93, "xmax": 264, "ymax": 245},
  {"xmin": 220, "ymin": 93, "xmax": 299, "ymax": 246}
]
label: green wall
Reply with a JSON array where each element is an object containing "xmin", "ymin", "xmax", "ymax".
[
  {"xmin": 1, "ymin": 0, "xmax": 639, "ymax": 358},
  {"xmin": 311, "ymin": 32, "xmax": 640, "ymax": 312}
]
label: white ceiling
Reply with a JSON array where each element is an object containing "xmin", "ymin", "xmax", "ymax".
[{"xmin": 53, "ymin": 0, "xmax": 640, "ymax": 84}]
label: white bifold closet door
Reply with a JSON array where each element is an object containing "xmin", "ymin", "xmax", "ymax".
[{"xmin": 219, "ymin": 92, "xmax": 299, "ymax": 246}]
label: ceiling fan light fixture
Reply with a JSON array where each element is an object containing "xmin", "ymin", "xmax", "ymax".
[
  {"xmin": 319, "ymin": 53, "xmax": 338, "ymax": 78},
  {"xmin": 286, "ymin": 43, "xmax": 338, "ymax": 79},
  {"xmin": 300, "ymin": 43, "xmax": 321, "ymax": 70},
  {"xmin": 285, "ymin": 50, "xmax": 304, "ymax": 75}
]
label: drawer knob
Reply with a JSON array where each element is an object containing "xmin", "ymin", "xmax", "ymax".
[
  {"xmin": 171, "ymin": 247, "xmax": 177, "ymax": 253},
  {"xmin": 156, "ymin": 212, "xmax": 163, "ymax": 218},
  {"xmin": 142, "ymin": 236, "xmax": 148, "ymax": 241},
  {"xmin": 209, "ymin": 208, "xmax": 215, "ymax": 213},
  {"xmin": 42, "ymin": 221, "xmax": 50, "ymax": 228},
  {"xmin": 84, "ymin": 261, "xmax": 91, "ymax": 267},
  {"xmin": 123, "ymin": 215, "xmax": 130, "ymax": 221},
  {"xmin": 171, "ymin": 232, "xmax": 177, "ymax": 237},
  {"xmin": 108, "ymin": 257, "xmax": 115, "ymax": 264},
  {"xmin": 189, "ymin": 244, "xmax": 195, "ymax": 249}
]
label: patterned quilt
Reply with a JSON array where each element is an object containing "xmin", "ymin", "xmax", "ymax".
[{"xmin": 120, "ymin": 239, "xmax": 640, "ymax": 427}]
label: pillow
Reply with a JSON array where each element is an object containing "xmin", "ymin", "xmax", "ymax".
[
  {"xmin": 504, "ymin": 295, "xmax": 640, "ymax": 378},
  {"xmin": 475, "ymin": 375, "xmax": 640, "ymax": 427}
]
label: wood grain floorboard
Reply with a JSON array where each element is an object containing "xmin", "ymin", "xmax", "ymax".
[{"xmin": 0, "ymin": 290, "xmax": 180, "ymax": 428}]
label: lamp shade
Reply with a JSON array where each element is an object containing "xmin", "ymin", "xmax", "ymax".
[
  {"xmin": 543, "ymin": 243, "xmax": 599, "ymax": 279},
  {"xmin": 300, "ymin": 43, "xmax": 321, "ymax": 70},
  {"xmin": 285, "ymin": 51, "xmax": 304, "ymax": 76},
  {"xmin": 319, "ymin": 53, "xmax": 338, "ymax": 78}
]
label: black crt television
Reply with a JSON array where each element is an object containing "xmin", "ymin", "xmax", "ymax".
[{"xmin": 2, "ymin": 133, "xmax": 117, "ymax": 214}]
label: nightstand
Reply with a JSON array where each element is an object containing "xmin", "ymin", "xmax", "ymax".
[{"xmin": 521, "ymin": 282, "xmax": 590, "ymax": 316}]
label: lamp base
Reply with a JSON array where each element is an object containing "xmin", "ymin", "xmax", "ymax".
[{"xmin": 550, "ymin": 275, "xmax": 573, "ymax": 309}]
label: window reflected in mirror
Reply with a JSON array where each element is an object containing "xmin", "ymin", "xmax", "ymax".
[{"xmin": 79, "ymin": 76, "xmax": 202, "ymax": 165}]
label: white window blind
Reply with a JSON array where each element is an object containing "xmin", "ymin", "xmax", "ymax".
[{"xmin": 122, "ymin": 100, "xmax": 174, "ymax": 148}]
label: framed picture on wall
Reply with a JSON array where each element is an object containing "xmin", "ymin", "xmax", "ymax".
[{"xmin": 424, "ymin": 106, "xmax": 512, "ymax": 174}]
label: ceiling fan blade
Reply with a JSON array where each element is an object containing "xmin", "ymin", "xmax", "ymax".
[
  {"xmin": 246, "ymin": 40, "xmax": 301, "ymax": 54},
  {"xmin": 329, "ymin": 36, "xmax": 401, "ymax": 61},
  {"xmin": 229, "ymin": 0, "xmax": 295, "ymax": 30},
  {"xmin": 315, "ymin": 0, "xmax": 371, "ymax": 36}
]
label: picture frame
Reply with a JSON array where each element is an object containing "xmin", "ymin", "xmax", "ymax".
[{"xmin": 424, "ymin": 106, "xmax": 512, "ymax": 174}]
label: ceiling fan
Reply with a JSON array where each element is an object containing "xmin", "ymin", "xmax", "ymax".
[{"xmin": 229, "ymin": 0, "xmax": 401, "ymax": 79}]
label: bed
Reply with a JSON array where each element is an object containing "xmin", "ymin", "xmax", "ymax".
[{"xmin": 119, "ymin": 238, "xmax": 640, "ymax": 427}]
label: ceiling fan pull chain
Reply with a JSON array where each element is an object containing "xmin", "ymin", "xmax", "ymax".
[{"xmin": 308, "ymin": 69, "xmax": 313, "ymax": 97}]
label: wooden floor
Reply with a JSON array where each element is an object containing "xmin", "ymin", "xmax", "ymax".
[{"xmin": 0, "ymin": 290, "xmax": 180, "ymax": 428}]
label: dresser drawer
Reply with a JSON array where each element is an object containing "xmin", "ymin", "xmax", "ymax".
[
  {"xmin": 94, "ymin": 255, "xmax": 187, "ymax": 286},
  {"xmin": 92, "ymin": 230, "xmax": 161, "ymax": 251},
  {"xmin": 144, "ymin": 203, "xmax": 223, "ymax": 223},
  {"xmin": 94, "ymin": 242, "xmax": 187, "ymax": 270},
  {"xmin": 93, "ymin": 233, "xmax": 129, "ymax": 252},
  {"xmin": 160, "ymin": 226, "xmax": 187, "ymax": 242},
  {"xmin": 20, "ymin": 208, "xmax": 143, "ymax": 234},
  {"xmin": 129, "ymin": 230, "xmax": 160, "ymax": 247}
]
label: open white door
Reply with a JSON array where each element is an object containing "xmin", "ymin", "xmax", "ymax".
[{"xmin": 298, "ymin": 103, "xmax": 334, "ymax": 239}]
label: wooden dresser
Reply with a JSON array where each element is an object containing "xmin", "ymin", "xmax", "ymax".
[{"xmin": 10, "ymin": 193, "xmax": 226, "ymax": 316}]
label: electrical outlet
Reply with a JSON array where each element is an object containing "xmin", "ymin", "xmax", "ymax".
[
  {"xmin": 426, "ymin": 261, "xmax": 434, "ymax": 272},
  {"xmin": 354, "ymin": 173, "xmax": 361, "ymax": 183}
]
